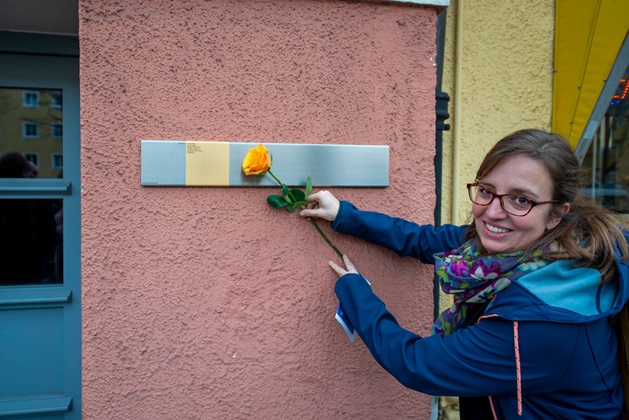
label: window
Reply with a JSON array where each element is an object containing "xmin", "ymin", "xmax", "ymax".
[
  {"xmin": 51, "ymin": 92, "xmax": 62, "ymax": 109},
  {"xmin": 24, "ymin": 153, "xmax": 39, "ymax": 177},
  {"xmin": 51, "ymin": 153, "xmax": 63, "ymax": 170},
  {"xmin": 581, "ymin": 63, "xmax": 629, "ymax": 214},
  {"xmin": 22, "ymin": 91, "xmax": 39, "ymax": 108},
  {"xmin": 51, "ymin": 123, "xmax": 63, "ymax": 139},
  {"xmin": 24, "ymin": 153, "xmax": 39, "ymax": 168},
  {"xmin": 0, "ymin": 198, "xmax": 62, "ymax": 283},
  {"xmin": 1, "ymin": 87, "xmax": 64, "ymax": 179},
  {"xmin": 23, "ymin": 122, "xmax": 39, "ymax": 138}
]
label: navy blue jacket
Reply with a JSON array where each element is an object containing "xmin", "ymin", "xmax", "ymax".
[{"xmin": 332, "ymin": 201, "xmax": 629, "ymax": 419}]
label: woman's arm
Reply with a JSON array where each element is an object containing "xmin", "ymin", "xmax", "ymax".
[
  {"xmin": 331, "ymin": 201, "xmax": 467, "ymax": 264},
  {"xmin": 300, "ymin": 192, "xmax": 467, "ymax": 264},
  {"xmin": 334, "ymin": 273, "xmax": 569, "ymax": 397}
]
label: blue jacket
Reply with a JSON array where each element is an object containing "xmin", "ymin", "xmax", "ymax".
[{"xmin": 332, "ymin": 201, "xmax": 629, "ymax": 419}]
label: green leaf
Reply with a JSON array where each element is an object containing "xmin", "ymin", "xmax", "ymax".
[
  {"xmin": 286, "ymin": 201, "xmax": 306, "ymax": 212},
  {"xmin": 267, "ymin": 195, "xmax": 288, "ymax": 208},
  {"xmin": 305, "ymin": 177, "xmax": 313, "ymax": 197},
  {"xmin": 289, "ymin": 189, "xmax": 306, "ymax": 202}
]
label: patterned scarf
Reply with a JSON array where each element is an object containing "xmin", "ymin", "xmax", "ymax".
[{"xmin": 431, "ymin": 240, "xmax": 551, "ymax": 336}]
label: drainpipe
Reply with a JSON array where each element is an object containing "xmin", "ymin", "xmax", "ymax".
[
  {"xmin": 451, "ymin": 0, "xmax": 463, "ymax": 225},
  {"xmin": 434, "ymin": 7, "xmax": 451, "ymax": 323},
  {"xmin": 432, "ymin": 8, "xmax": 453, "ymax": 420},
  {"xmin": 435, "ymin": 12, "xmax": 451, "ymax": 228}
]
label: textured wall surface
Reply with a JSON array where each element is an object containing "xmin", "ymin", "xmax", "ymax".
[
  {"xmin": 80, "ymin": 0, "xmax": 440, "ymax": 418},
  {"xmin": 440, "ymin": 0, "xmax": 555, "ymax": 225}
]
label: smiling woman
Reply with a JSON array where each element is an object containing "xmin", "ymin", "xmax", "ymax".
[
  {"xmin": 465, "ymin": 129, "xmax": 625, "ymax": 282},
  {"xmin": 300, "ymin": 128, "xmax": 629, "ymax": 419},
  {"xmin": 468, "ymin": 154, "xmax": 569, "ymax": 255}
]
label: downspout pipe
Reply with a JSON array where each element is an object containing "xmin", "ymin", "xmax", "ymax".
[
  {"xmin": 434, "ymin": 11, "xmax": 450, "ymax": 228},
  {"xmin": 432, "ymin": 9, "xmax": 451, "ymax": 420},
  {"xmin": 433, "ymin": 9, "xmax": 450, "ymax": 321},
  {"xmin": 451, "ymin": 0, "xmax": 463, "ymax": 225},
  {"xmin": 430, "ymin": 9, "xmax": 450, "ymax": 420}
]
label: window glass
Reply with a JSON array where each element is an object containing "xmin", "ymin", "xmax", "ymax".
[
  {"xmin": 0, "ymin": 87, "xmax": 66, "ymax": 284},
  {"xmin": 581, "ymin": 64, "xmax": 629, "ymax": 214},
  {"xmin": 51, "ymin": 92, "xmax": 62, "ymax": 109},
  {"xmin": 52, "ymin": 153, "xmax": 63, "ymax": 170},
  {"xmin": 0, "ymin": 198, "xmax": 63, "ymax": 285},
  {"xmin": 51, "ymin": 122, "xmax": 63, "ymax": 139},
  {"xmin": 22, "ymin": 121, "xmax": 39, "ymax": 138},
  {"xmin": 0, "ymin": 87, "xmax": 63, "ymax": 178}
]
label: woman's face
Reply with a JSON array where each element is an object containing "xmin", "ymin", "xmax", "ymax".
[{"xmin": 473, "ymin": 155, "xmax": 569, "ymax": 254}]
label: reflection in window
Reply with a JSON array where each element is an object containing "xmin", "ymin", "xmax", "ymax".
[
  {"xmin": 51, "ymin": 123, "xmax": 63, "ymax": 139},
  {"xmin": 24, "ymin": 153, "xmax": 39, "ymax": 168},
  {"xmin": 51, "ymin": 92, "xmax": 62, "ymax": 109},
  {"xmin": 0, "ymin": 152, "xmax": 62, "ymax": 284},
  {"xmin": 52, "ymin": 153, "xmax": 63, "ymax": 170},
  {"xmin": 581, "ymin": 64, "xmax": 629, "ymax": 214},
  {"xmin": 22, "ymin": 91, "xmax": 39, "ymax": 108},
  {"xmin": 0, "ymin": 87, "xmax": 63, "ymax": 178},
  {"xmin": 23, "ymin": 122, "xmax": 39, "ymax": 138}
]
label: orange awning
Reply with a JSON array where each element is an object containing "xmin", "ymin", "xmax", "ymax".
[{"xmin": 552, "ymin": 0, "xmax": 629, "ymax": 148}]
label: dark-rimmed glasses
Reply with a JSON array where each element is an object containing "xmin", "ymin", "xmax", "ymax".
[{"xmin": 467, "ymin": 183, "xmax": 559, "ymax": 217}]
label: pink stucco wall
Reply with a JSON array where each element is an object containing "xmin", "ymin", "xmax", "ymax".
[{"xmin": 79, "ymin": 0, "xmax": 440, "ymax": 418}]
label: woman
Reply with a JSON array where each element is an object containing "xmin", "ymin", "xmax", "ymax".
[{"xmin": 300, "ymin": 129, "xmax": 629, "ymax": 419}]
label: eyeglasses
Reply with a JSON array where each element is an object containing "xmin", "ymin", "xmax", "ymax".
[{"xmin": 466, "ymin": 183, "xmax": 559, "ymax": 217}]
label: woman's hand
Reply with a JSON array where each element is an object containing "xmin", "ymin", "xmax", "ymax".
[
  {"xmin": 299, "ymin": 190, "xmax": 340, "ymax": 222},
  {"xmin": 329, "ymin": 254, "xmax": 359, "ymax": 278}
]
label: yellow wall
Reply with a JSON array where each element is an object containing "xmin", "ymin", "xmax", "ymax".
[
  {"xmin": 440, "ymin": 0, "xmax": 555, "ymax": 227},
  {"xmin": 438, "ymin": 0, "xmax": 555, "ymax": 315}
]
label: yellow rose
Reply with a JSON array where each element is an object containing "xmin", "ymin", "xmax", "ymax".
[{"xmin": 242, "ymin": 144, "xmax": 272, "ymax": 175}]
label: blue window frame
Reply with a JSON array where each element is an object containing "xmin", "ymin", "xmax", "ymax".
[{"xmin": 0, "ymin": 31, "xmax": 81, "ymax": 420}]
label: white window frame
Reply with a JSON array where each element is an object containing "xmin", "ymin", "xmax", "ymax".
[
  {"xmin": 51, "ymin": 122, "xmax": 63, "ymax": 139},
  {"xmin": 22, "ymin": 121, "xmax": 39, "ymax": 138},
  {"xmin": 51, "ymin": 153, "xmax": 63, "ymax": 170},
  {"xmin": 22, "ymin": 90, "xmax": 39, "ymax": 108},
  {"xmin": 51, "ymin": 91, "xmax": 62, "ymax": 109},
  {"xmin": 23, "ymin": 152, "xmax": 39, "ymax": 168}
]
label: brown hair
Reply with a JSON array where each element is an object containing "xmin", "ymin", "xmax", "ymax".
[
  {"xmin": 465, "ymin": 129, "xmax": 628, "ymax": 282},
  {"xmin": 0, "ymin": 152, "xmax": 30, "ymax": 178}
]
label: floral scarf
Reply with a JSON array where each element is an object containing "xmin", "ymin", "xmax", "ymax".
[{"xmin": 431, "ymin": 240, "xmax": 550, "ymax": 336}]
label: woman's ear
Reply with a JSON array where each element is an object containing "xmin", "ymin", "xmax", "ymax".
[{"xmin": 547, "ymin": 202, "xmax": 571, "ymax": 230}]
